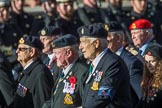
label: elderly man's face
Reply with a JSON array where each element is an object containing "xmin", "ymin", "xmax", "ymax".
[
  {"xmin": 130, "ymin": 29, "xmax": 148, "ymax": 48},
  {"xmin": 40, "ymin": 36, "xmax": 57, "ymax": 54},
  {"xmin": 53, "ymin": 47, "xmax": 68, "ymax": 68},
  {"xmin": 16, "ymin": 44, "xmax": 32, "ymax": 64},
  {"xmin": 79, "ymin": 37, "xmax": 96, "ymax": 61}
]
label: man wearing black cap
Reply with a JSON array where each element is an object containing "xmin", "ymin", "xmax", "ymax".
[
  {"xmin": 106, "ymin": 21, "xmax": 143, "ymax": 108},
  {"xmin": 50, "ymin": 34, "xmax": 88, "ymax": 108},
  {"xmin": 77, "ymin": 23, "xmax": 131, "ymax": 108},
  {"xmin": 39, "ymin": 26, "xmax": 61, "ymax": 80},
  {"xmin": 14, "ymin": 35, "xmax": 54, "ymax": 108}
]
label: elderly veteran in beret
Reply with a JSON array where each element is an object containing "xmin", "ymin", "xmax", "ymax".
[
  {"xmin": 106, "ymin": 21, "xmax": 143, "ymax": 108},
  {"xmin": 49, "ymin": 34, "xmax": 88, "ymax": 108},
  {"xmin": 129, "ymin": 19, "xmax": 157, "ymax": 56},
  {"xmin": 77, "ymin": 23, "xmax": 131, "ymax": 108},
  {"xmin": 39, "ymin": 26, "xmax": 61, "ymax": 67},
  {"xmin": 14, "ymin": 35, "xmax": 54, "ymax": 108},
  {"xmin": 136, "ymin": 43, "xmax": 162, "ymax": 108}
]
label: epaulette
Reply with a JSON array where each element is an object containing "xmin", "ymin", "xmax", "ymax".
[{"xmin": 125, "ymin": 46, "xmax": 138, "ymax": 56}]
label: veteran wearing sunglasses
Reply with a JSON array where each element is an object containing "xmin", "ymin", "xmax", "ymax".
[{"xmin": 14, "ymin": 35, "xmax": 54, "ymax": 108}]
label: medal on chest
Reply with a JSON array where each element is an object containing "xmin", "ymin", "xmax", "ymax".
[
  {"xmin": 91, "ymin": 71, "xmax": 103, "ymax": 91},
  {"xmin": 64, "ymin": 93, "xmax": 74, "ymax": 105},
  {"xmin": 16, "ymin": 83, "xmax": 28, "ymax": 97}
]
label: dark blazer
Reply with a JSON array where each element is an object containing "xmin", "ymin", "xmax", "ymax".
[
  {"xmin": 0, "ymin": 53, "xmax": 16, "ymax": 108},
  {"xmin": 14, "ymin": 59, "xmax": 54, "ymax": 108},
  {"xmin": 120, "ymin": 48, "xmax": 143, "ymax": 108},
  {"xmin": 82, "ymin": 49, "xmax": 131, "ymax": 108},
  {"xmin": 51, "ymin": 58, "xmax": 89, "ymax": 108}
]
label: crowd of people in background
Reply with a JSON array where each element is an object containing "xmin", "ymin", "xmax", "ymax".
[{"xmin": 0, "ymin": 0, "xmax": 162, "ymax": 108}]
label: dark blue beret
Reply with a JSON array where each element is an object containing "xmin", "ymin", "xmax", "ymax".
[
  {"xmin": 106, "ymin": 21, "xmax": 123, "ymax": 32},
  {"xmin": 145, "ymin": 43, "xmax": 162, "ymax": 60},
  {"xmin": 19, "ymin": 36, "xmax": 43, "ymax": 50},
  {"xmin": 77, "ymin": 23, "xmax": 108, "ymax": 38},
  {"xmin": 0, "ymin": 0, "xmax": 10, "ymax": 7},
  {"xmin": 51, "ymin": 34, "xmax": 78, "ymax": 49},
  {"xmin": 39, "ymin": 26, "xmax": 61, "ymax": 36}
]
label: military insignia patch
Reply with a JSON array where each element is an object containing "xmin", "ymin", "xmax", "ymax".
[
  {"xmin": 132, "ymin": 23, "xmax": 136, "ymax": 29},
  {"xmin": 98, "ymin": 86, "xmax": 114, "ymax": 97},
  {"xmin": 64, "ymin": 93, "xmax": 73, "ymax": 105},
  {"xmin": 16, "ymin": 83, "xmax": 28, "ymax": 97},
  {"xmin": 19, "ymin": 38, "xmax": 25, "ymax": 44},
  {"xmin": 41, "ymin": 29, "xmax": 46, "ymax": 36}
]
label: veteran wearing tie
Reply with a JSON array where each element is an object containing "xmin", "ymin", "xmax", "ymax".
[
  {"xmin": 77, "ymin": 23, "xmax": 131, "ymax": 108},
  {"xmin": 50, "ymin": 34, "xmax": 89, "ymax": 108}
]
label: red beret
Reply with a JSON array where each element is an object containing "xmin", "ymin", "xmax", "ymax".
[{"xmin": 129, "ymin": 19, "xmax": 152, "ymax": 30}]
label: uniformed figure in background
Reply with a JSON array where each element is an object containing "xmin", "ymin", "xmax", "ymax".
[
  {"xmin": 77, "ymin": 0, "xmax": 108, "ymax": 25},
  {"xmin": 106, "ymin": 21, "xmax": 143, "ymax": 108},
  {"xmin": 0, "ymin": 0, "xmax": 23, "ymax": 67},
  {"xmin": 14, "ymin": 36, "xmax": 54, "ymax": 108},
  {"xmin": 39, "ymin": 26, "xmax": 61, "ymax": 80},
  {"xmin": 10, "ymin": 0, "xmax": 34, "ymax": 35},
  {"xmin": 124, "ymin": 0, "xmax": 162, "ymax": 45},
  {"xmin": 54, "ymin": 0, "xmax": 84, "ymax": 40},
  {"xmin": 30, "ymin": 0, "xmax": 58, "ymax": 35},
  {"xmin": 0, "ymin": 51, "xmax": 17, "ymax": 108},
  {"xmin": 40, "ymin": 0, "xmax": 58, "ymax": 27},
  {"xmin": 78, "ymin": 23, "xmax": 131, "ymax": 108},
  {"xmin": 50, "ymin": 34, "xmax": 88, "ymax": 108}
]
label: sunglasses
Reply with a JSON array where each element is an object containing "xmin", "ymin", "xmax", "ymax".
[{"xmin": 17, "ymin": 47, "xmax": 31, "ymax": 52}]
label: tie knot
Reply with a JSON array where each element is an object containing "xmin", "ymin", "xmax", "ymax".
[
  {"xmin": 59, "ymin": 72, "xmax": 65, "ymax": 79},
  {"xmin": 89, "ymin": 64, "xmax": 93, "ymax": 74}
]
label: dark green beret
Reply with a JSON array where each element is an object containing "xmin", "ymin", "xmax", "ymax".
[
  {"xmin": 0, "ymin": 0, "xmax": 10, "ymax": 7},
  {"xmin": 39, "ymin": 26, "xmax": 61, "ymax": 36},
  {"xmin": 106, "ymin": 21, "xmax": 123, "ymax": 32},
  {"xmin": 77, "ymin": 23, "xmax": 108, "ymax": 39},
  {"xmin": 51, "ymin": 34, "xmax": 77, "ymax": 49},
  {"xmin": 145, "ymin": 43, "xmax": 162, "ymax": 60},
  {"xmin": 19, "ymin": 35, "xmax": 44, "ymax": 50},
  {"xmin": 56, "ymin": 0, "xmax": 73, "ymax": 3}
]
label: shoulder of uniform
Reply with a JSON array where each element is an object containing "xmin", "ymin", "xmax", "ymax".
[{"xmin": 125, "ymin": 46, "xmax": 138, "ymax": 56}]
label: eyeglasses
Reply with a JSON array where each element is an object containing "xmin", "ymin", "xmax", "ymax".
[{"xmin": 17, "ymin": 47, "xmax": 31, "ymax": 52}]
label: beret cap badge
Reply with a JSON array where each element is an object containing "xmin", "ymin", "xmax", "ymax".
[
  {"xmin": 132, "ymin": 23, "xmax": 136, "ymax": 29},
  {"xmin": 104, "ymin": 24, "xmax": 109, "ymax": 31},
  {"xmin": 41, "ymin": 29, "xmax": 46, "ymax": 36},
  {"xmin": 19, "ymin": 38, "xmax": 25, "ymax": 44}
]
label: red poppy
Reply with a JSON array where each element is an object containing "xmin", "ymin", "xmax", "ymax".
[{"xmin": 69, "ymin": 76, "xmax": 77, "ymax": 84}]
